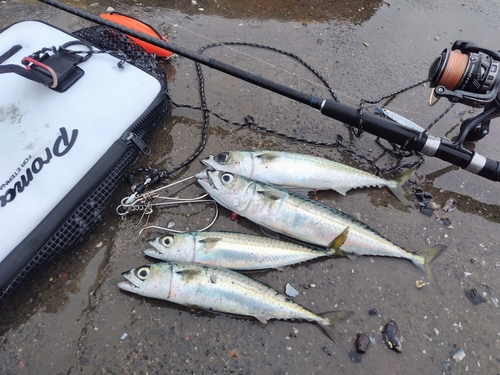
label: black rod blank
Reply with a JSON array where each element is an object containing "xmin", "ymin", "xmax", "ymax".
[{"xmin": 35, "ymin": 0, "xmax": 500, "ymax": 181}]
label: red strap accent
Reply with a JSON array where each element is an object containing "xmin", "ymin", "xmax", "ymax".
[{"xmin": 21, "ymin": 56, "xmax": 58, "ymax": 88}]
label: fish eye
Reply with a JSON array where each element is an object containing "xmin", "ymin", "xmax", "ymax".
[
  {"xmin": 161, "ymin": 235, "xmax": 175, "ymax": 247},
  {"xmin": 221, "ymin": 173, "xmax": 234, "ymax": 185},
  {"xmin": 215, "ymin": 152, "xmax": 230, "ymax": 164},
  {"xmin": 136, "ymin": 266, "xmax": 150, "ymax": 280}
]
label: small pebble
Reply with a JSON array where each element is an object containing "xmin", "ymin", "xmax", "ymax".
[
  {"xmin": 419, "ymin": 206, "xmax": 434, "ymax": 217},
  {"xmin": 355, "ymin": 333, "xmax": 370, "ymax": 354},
  {"xmin": 368, "ymin": 308, "xmax": 377, "ymax": 316}
]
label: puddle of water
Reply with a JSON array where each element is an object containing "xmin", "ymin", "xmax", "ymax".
[{"xmin": 1, "ymin": 0, "xmax": 500, "ymax": 374}]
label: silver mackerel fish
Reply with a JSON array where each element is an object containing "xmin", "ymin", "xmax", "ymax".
[
  {"xmin": 196, "ymin": 170, "xmax": 446, "ymax": 292},
  {"xmin": 145, "ymin": 229, "xmax": 348, "ymax": 270},
  {"xmin": 201, "ymin": 150, "xmax": 413, "ymax": 206},
  {"xmin": 118, "ymin": 262, "xmax": 353, "ymax": 342}
]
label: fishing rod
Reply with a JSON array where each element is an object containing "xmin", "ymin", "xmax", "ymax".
[{"xmin": 37, "ymin": 0, "xmax": 500, "ymax": 182}]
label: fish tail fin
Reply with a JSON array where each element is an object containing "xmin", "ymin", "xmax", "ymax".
[
  {"xmin": 413, "ymin": 244, "xmax": 447, "ymax": 294},
  {"xmin": 388, "ymin": 168, "xmax": 414, "ymax": 207},
  {"xmin": 325, "ymin": 227, "xmax": 350, "ymax": 256},
  {"xmin": 318, "ymin": 310, "xmax": 354, "ymax": 352}
]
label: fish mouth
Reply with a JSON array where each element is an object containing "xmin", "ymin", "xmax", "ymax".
[
  {"xmin": 196, "ymin": 169, "xmax": 219, "ymax": 190},
  {"xmin": 118, "ymin": 271, "xmax": 139, "ymax": 289},
  {"xmin": 200, "ymin": 157, "xmax": 214, "ymax": 168},
  {"xmin": 117, "ymin": 280, "xmax": 137, "ymax": 290},
  {"xmin": 194, "ymin": 168, "xmax": 210, "ymax": 181},
  {"xmin": 143, "ymin": 247, "xmax": 162, "ymax": 258}
]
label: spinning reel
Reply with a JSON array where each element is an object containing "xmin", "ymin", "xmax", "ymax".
[{"xmin": 428, "ymin": 40, "xmax": 500, "ymax": 142}]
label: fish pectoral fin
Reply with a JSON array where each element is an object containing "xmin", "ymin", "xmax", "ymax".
[
  {"xmin": 200, "ymin": 237, "xmax": 223, "ymax": 250},
  {"xmin": 326, "ymin": 227, "xmax": 349, "ymax": 253},
  {"xmin": 175, "ymin": 268, "xmax": 203, "ymax": 280},
  {"xmin": 256, "ymin": 152, "xmax": 279, "ymax": 162},
  {"xmin": 257, "ymin": 189, "xmax": 287, "ymax": 201},
  {"xmin": 276, "ymin": 186, "xmax": 311, "ymax": 197}
]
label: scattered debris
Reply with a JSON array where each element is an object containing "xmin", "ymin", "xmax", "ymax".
[
  {"xmin": 415, "ymin": 280, "xmax": 427, "ymax": 289},
  {"xmin": 355, "ymin": 333, "xmax": 371, "ymax": 354},
  {"xmin": 465, "ymin": 288, "xmax": 487, "ymax": 305},
  {"xmin": 120, "ymin": 333, "xmax": 128, "ymax": 340},
  {"xmin": 453, "ymin": 348, "xmax": 466, "ymax": 362},
  {"xmin": 322, "ymin": 347, "xmax": 332, "ymax": 357},
  {"xmin": 439, "ymin": 217, "xmax": 453, "ymax": 227},
  {"xmin": 492, "ymin": 297, "xmax": 499, "ymax": 307},
  {"xmin": 443, "ymin": 362, "xmax": 452, "ymax": 371},
  {"xmin": 413, "ymin": 189, "xmax": 456, "ymax": 227},
  {"xmin": 349, "ymin": 350, "xmax": 362, "ymax": 363},
  {"xmin": 442, "ymin": 198, "xmax": 457, "ymax": 212},
  {"xmin": 382, "ymin": 320, "xmax": 402, "ymax": 353},
  {"xmin": 419, "ymin": 206, "xmax": 434, "ymax": 217},
  {"xmin": 414, "ymin": 188, "xmax": 433, "ymax": 208},
  {"xmin": 285, "ymin": 283, "xmax": 299, "ymax": 297}
]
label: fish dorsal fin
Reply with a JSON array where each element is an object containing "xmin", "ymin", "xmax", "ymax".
[
  {"xmin": 257, "ymin": 189, "xmax": 286, "ymax": 201},
  {"xmin": 199, "ymin": 237, "xmax": 223, "ymax": 250},
  {"xmin": 327, "ymin": 227, "xmax": 349, "ymax": 250},
  {"xmin": 255, "ymin": 152, "xmax": 279, "ymax": 162}
]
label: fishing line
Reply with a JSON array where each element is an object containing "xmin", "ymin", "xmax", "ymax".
[
  {"xmin": 116, "ymin": 4, "xmax": 453, "ymax": 124},
  {"xmin": 107, "ymin": 3, "xmax": 342, "ymax": 92},
  {"xmin": 435, "ymin": 50, "xmax": 469, "ymax": 90},
  {"xmin": 101, "ymin": 1, "xmax": 379, "ymax": 103},
  {"xmin": 78, "ymin": 0, "xmax": 458, "ymax": 188}
]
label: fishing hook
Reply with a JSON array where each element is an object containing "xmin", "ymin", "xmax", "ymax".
[
  {"xmin": 116, "ymin": 174, "xmax": 219, "ymax": 232},
  {"xmin": 139, "ymin": 200, "xmax": 219, "ymax": 235}
]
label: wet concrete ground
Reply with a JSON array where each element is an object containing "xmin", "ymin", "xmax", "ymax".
[{"xmin": 1, "ymin": 0, "xmax": 500, "ymax": 374}]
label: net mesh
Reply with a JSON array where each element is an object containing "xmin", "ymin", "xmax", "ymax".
[{"xmin": 0, "ymin": 26, "xmax": 169, "ymax": 302}]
